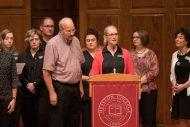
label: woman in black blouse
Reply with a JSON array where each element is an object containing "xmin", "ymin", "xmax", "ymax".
[
  {"xmin": 18, "ymin": 29, "xmax": 46, "ymax": 127},
  {"xmin": 170, "ymin": 28, "xmax": 190, "ymax": 127},
  {"xmin": 81, "ymin": 28, "xmax": 101, "ymax": 127},
  {"xmin": 0, "ymin": 30, "xmax": 21, "ymax": 127},
  {"xmin": 0, "ymin": 29, "xmax": 22, "ymax": 127}
]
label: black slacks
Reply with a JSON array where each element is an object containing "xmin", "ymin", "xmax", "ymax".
[
  {"xmin": 49, "ymin": 80, "xmax": 81, "ymax": 127},
  {"xmin": 35, "ymin": 87, "xmax": 50, "ymax": 127},
  {"xmin": 81, "ymin": 99, "xmax": 91, "ymax": 127},
  {"xmin": 140, "ymin": 90, "xmax": 157, "ymax": 127},
  {"xmin": 21, "ymin": 95, "xmax": 37, "ymax": 127},
  {"xmin": 21, "ymin": 86, "xmax": 50, "ymax": 127},
  {"xmin": 0, "ymin": 100, "xmax": 11, "ymax": 127},
  {"xmin": 10, "ymin": 88, "xmax": 22, "ymax": 127}
]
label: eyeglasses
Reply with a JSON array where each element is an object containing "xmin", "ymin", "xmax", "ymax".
[
  {"xmin": 106, "ymin": 33, "xmax": 118, "ymax": 37},
  {"xmin": 132, "ymin": 36, "xmax": 140, "ymax": 39},
  {"xmin": 42, "ymin": 25, "xmax": 54, "ymax": 28},
  {"xmin": 64, "ymin": 29, "xmax": 76, "ymax": 33}
]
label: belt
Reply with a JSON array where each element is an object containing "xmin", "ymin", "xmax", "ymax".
[{"xmin": 53, "ymin": 80, "xmax": 79, "ymax": 88}]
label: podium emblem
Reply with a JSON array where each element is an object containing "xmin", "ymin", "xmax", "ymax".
[{"xmin": 98, "ymin": 94, "xmax": 132, "ymax": 127}]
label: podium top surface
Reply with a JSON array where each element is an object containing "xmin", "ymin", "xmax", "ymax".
[{"xmin": 89, "ymin": 73, "xmax": 140, "ymax": 81}]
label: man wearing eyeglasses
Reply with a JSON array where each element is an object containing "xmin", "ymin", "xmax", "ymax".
[
  {"xmin": 40, "ymin": 17, "xmax": 54, "ymax": 50},
  {"xmin": 43, "ymin": 17, "xmax": 85, "ymax": 127}
]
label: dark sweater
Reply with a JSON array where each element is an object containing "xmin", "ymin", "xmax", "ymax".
[{"xmin": 18, "ymin": 47, "xmax": 45, "ymax": 97}]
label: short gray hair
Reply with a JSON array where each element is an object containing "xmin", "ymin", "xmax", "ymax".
[
  {"xmin": 104, "ymin": 25, "xmax": 118, "ymax": 35},
  {"xmin": 58, "ymin": 17, "xmax": 73, "ymax": 30}
]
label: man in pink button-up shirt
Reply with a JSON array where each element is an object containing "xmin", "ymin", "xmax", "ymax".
[{"xmin": 43, "ymin": 17, "xmax": 85, "ymax": 127}]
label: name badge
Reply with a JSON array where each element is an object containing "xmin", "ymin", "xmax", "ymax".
[
  {"xmin": 14, "ymin": 57, "xmax": 18, "ymax": 60},
  {"xmin": 38, "ymin": 56, "xmax": 43, "ymax": 59},
  {"xmin": 117, "ymin": 54, "xmax": 123, "ymax": 58},
  {"xmin": 185, "ymin": 56, "xmax": 190, "ymax": 62},
  {"xmin": 176, "ymin": 61, "xmax": 180, "ymax": 66}
]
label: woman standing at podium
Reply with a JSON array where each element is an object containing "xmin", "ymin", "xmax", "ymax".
[
  {"xmin": 170, "ymin": 28, "xmax": 190, "ymax": 127},
  {"xmin": 130, "ymin": 30, "xmax": 159, "ymax": 127},
  {"xmin": 91, "ymin": 25, "xmax": 134, "ymax": 75},
  {"xmin": 81, "ymin": 28, "xmax": 101, "ymax": 127}
]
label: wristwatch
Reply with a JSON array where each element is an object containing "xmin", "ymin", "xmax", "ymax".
[
  {"xmin": 12, "ymin": 97, "xmax": 16, "ymax": 100},
  {"xmin": 33, "ymin": 81, "xmax": 37, "ymax": 86}
]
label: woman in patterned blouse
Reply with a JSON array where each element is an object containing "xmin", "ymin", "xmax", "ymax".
[
  {"xmin": 0, "ymin": 29, "xmax": 22, "ymax": 127},
  {"xmin": 0, "ymin": 29, "xmax": 21, "ymax": 127},
  {"xmin": 130, "ymin": 30, "xmax": 159, "ymax": 127}
]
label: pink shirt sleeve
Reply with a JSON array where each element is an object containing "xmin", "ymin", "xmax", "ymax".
[{"xmin": 43, "ymin": 42, "xmax": 58, "ymax": 71}]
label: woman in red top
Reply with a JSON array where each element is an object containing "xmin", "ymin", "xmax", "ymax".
[{"xmin": 91, "ymin": 25, "xmax": 134, "ymax": 75}]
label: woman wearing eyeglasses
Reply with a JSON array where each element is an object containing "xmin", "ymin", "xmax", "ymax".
[
  {"xmin": 91, "ymin": 25, "xmax": 134, "ymax": 75},
  {"xmin": 130, "ymin": 30, "xmax": 159, "ymax": 127}
]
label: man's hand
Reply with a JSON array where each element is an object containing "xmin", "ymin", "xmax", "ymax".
[
  {"xmin": 50, "ymin": 92, "xmax": 57, "ymax": 106},
  {"xmin": 80, "ymin": 80, "xmax": 84, "ymax": 97}
]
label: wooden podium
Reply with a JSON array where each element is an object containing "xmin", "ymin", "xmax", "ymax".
[{"xmin": 89, "ymin": 73, "xmax": 140, "ymax": 127}]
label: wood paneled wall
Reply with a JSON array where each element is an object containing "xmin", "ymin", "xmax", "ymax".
[
  {"xmin": 31, "ymin": 0, "xmax": 79, "ymax": 36},
  {"xmin": 0, "ymin": 0, "xmax": 31, "ymax": 52},
  {"xmin": 0, "ymin": 0, "xmax": 78, "ymax": 52},
  {"xmin": 79, "ymin": 0, "xmax": 190, "ymax": 126},
  {"xmin": 1, "ymin": 0, "xmax": 190, "ymax": 126}
]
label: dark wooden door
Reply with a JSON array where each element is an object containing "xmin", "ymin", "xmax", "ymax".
[{"xmin": 0, "ymin": 0, "xmax": 31, "ymax": 52}]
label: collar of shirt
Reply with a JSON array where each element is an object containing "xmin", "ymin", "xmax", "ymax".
[
  {"xmin": 58, "ymin": 33, "xmax": 72, "ymax": 45},
  {"xmin": 102, "ymin": 44, "xmax": 122, "ymax": 53}
]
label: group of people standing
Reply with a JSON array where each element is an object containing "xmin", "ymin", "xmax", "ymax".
[
  {"xmin": 0, "ymin": 17, "xmax": 54, "ymax": 127},
  {"xmin": 82, "ymin": 26, "xmax": 159, "ymax": 127},
  {"xmin": 0, "ymin": 16, "xmax": 189, "ymax": 127}
]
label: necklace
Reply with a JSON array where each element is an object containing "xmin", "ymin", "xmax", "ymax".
[
  {"xmin": 178, "ymin": 48, "xmax": 188, "ymax": 55},
  {"xmin": 136, "ymin": 48, "xmax": 146, "ymax": 54}
]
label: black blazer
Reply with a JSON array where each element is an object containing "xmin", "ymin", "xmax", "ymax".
[{"xmin": 18, "ymin": 47, "xmax": 45, "ymax": 97}]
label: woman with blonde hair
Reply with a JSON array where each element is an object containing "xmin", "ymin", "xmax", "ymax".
[
  {"xmin": 18, "ymin": 29, "xmax": 47, "ymax": 127},
  {"xmin": 91, "ymin": 25, "xmax": 134, "ymax": 75}
]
